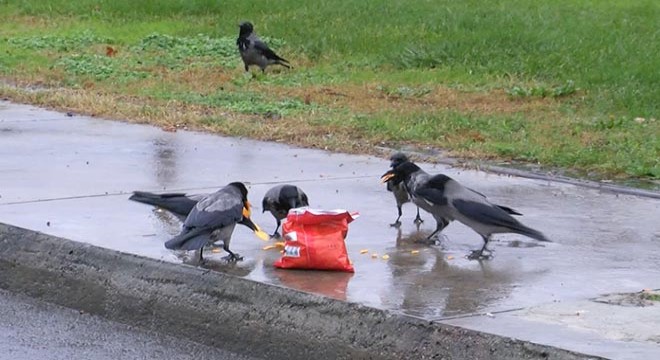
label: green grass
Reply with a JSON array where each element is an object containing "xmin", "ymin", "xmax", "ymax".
[{"xmin": 0, "ymin": 0, "xmax": 658, "ymax": 180}]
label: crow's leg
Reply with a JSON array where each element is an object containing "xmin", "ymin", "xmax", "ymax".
[
  {"xmin": 468, "ymin": 236, "xmax": 493, "ymax": 260},
  {"xmin": 390, "ymin": 206, "xmax": 403, "ymax": 228}
]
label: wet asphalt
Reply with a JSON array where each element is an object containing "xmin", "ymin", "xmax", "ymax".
[
  {"xmin": 0, "ymin": 101, "xmax": 659, "ymax": 359},
  {"xmin": 0, "ymin": 289, "xmax": 258, "ymax": 360}
]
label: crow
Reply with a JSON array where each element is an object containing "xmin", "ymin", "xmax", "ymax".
[
  {"xmin": 383, "ymin": 163, "xmax": 547, "ymax": 260},
  {"xmin": 164, "ymin": 182, "xmax": 268, "ymax": 262},
  {"xmin": 129, "ymin": 191, "xmax": 206, "ymax": 221},
  {"xmin": 386, "ymin": 153, "xmax": 423, "ymax": 227},
  {"xmin": 237, "ymin": 21, "xmax": 290, "ymax": 73},
  {"xmin": 262, "ymin": 184, "xmax": 309, "ymax": 238}
]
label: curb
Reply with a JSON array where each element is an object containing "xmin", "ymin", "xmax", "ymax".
[{"xmin": 0, "ymin": 223, "xmax": 604, "ymax": 360}]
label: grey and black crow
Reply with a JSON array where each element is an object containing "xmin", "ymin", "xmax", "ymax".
[
  {"xmin": 382, "ymin": 163, "xmax": 547, "ymax": 260},
  {"xmin": 237, "ymin": 21, "xmax": 290, "ymax": 73},
  {"xmin": 386, "ymin": 153, "xmax": 423, "ymax": 227},
  {"xmin": 164, "ymin": 182, "xmax": 268, "ymax": 262},
  {"xmin": 129, "ymin": 191, "xmax": 206, "ymax": 221},
  {"xmin": 262, "ymin": 184, "xmax": 309, "ymax": 238}
]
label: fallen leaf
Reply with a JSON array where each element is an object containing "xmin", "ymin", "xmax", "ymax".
[{"xmin": 106, "ymin": 46, "xmax": 117, "ymax": 57}]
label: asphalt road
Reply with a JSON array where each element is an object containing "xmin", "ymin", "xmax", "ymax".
[{"xmin": 0, "ymin": 289, "xmax": 259, "ymax": 360}]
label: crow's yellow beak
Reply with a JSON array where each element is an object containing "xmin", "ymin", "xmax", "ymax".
[{"xmin": 380, "ymin": 173, "xmax": 396, "ymax": 183}]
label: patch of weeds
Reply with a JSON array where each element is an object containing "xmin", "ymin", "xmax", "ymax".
[
  {"xmin": 506, "ymin": 80, "xmax": 577, "ymax": 98},
  {"xmin": 376, "ymin": 85, "xmax": 432, "ymax": 98},
  {"xmin": 640, "ymin": 292, "xmax": 660, "ymax": 302},
  {"xmin": 55, "ymin": 54, "xmax": 149, "ymax": 81},
  {"xmin": 6, "ymin": 30, "xmax": 113, "ymax": 51},
  {"xmin": 395, "ymin": 46, "xmax": 443, "ymax": 69},
  {"xmin": 133, "ymin": 33, "xmax": 285, "ymax": 69},
  {"xmin": 592, "ymin": 116, "xmax": 627, "ymax": 130}
]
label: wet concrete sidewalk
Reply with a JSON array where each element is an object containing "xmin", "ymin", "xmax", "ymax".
[{"xmin": 1, "ymin": 100, "xmax": 659, "ymax": 359}]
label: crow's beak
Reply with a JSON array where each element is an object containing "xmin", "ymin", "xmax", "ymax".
[
  {"xmin": 380, "ymin": 173, "xmax": 396, "ymax": 183},
  {"xmin": 240, "ymin": 215, "xmax": 270, "ymax": 241}
]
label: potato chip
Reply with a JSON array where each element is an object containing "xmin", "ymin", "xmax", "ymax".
[
  {"xmin": 381, "ymin": 254, "xmax": 390, "ymax": 260},
  {"xmin": 410, "ymin": 250, "xmax": 420, "ymax": 255},
  {"xmin": 360, "ymin": 249, "xmax": 369, "ymax": 254}
]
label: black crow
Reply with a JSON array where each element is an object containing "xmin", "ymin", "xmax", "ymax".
[
  {"xmin": 386, "ymin": 153, "xmax": 423, "ymax": 227},
  {"xmin": 383, "ymin": 163, "xmax": 547, "ymax": 260},
  {"xmin": 164, "ymin": 182, "xmax": 268, "ymax": 262},
  {"xmin": 262, "ymin": 184, "xmax": 309, "ymax": 238},
  {"xmin": 237, "ymin": 21, "xmax": 290, "ymax": 73}
]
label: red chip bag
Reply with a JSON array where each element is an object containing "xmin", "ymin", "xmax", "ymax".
[{"xmin": 274, "ymin": 208, "xmax": 358, "ymax": 272}]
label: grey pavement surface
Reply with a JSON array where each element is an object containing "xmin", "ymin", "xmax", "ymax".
[
  {"xmin": 1, "ymin": 100, "xmax": 660, "ymax": 359},
  {"xmin": 0, "ymin": 288, "xmax": 258, "ymax": 360}
]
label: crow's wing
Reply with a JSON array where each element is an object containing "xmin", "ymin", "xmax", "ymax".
[
  {"xmin": 452, "ymin": 199, "xmax": 520, "ymax": 229},
  {"xmin": 415, "ymin": 187, "xmax": 449, "ymax": 206},
  {"xmin": 254, "ymin": 39, "xmax": 288, "ymax": 62},
  {"xmin": 183, "ymin": 188, "xmax": 244, "ymax": 229}
]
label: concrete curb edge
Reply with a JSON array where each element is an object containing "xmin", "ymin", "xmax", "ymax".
[{"xmin": 0, "ymin": 223, "xmax": 604, "ymax": 360}]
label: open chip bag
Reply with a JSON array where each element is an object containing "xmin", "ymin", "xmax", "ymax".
[{"xmin": 274, "ymin": 208, "xmax": 359, "ymax": 272}]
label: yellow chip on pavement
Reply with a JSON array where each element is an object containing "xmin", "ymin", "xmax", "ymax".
[
  {"xmin": 382, "ymin": 254, "xmax": 390, "ymax": 260},
  {"xmin": 360, "ymin": 249, "xmax": 369, "ymax": 254},
  {"xmin": 411, "ymin": 250, "xmax": 420, "ymax": 255}
]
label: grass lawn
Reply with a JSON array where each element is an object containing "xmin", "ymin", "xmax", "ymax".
[{"xmin": 0, "ymin": 0, "xmax": 658, "ymax": 181}]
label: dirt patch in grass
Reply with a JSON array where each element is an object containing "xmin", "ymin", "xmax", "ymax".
[{"xmin": 265, "ymin": 83, "xmax": 555, "ymax": 116}]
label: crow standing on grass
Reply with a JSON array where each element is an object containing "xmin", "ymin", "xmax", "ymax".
[
  {"xmin": 382, "ymin": 162, "xmax": 548, "ymax": 260},
  {"xmin": 237, "ymin": 21, "xmax": 290, "ymax": 72},
  {"xmin": 164, "ymin": 182, "xmax": 268, "ymax": 263},
  {"xmin": 262, "ymin": 184, "xmax": 309, "ymax": 238},
  {"xmin": 385, "ymin": 153, "xmax": 423, "ymax": 227}
]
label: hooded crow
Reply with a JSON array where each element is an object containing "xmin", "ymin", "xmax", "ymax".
[
  {"xmin": 164, "ymin": 182, "xmax": 268, "ymax": 262},
  {"xmin": 129, "ymin": 191, "xmax": 206, "ymax": 221},
  {"xmin": 383, "ymin": 163, "xmax": 547, "ymax": 260},
  {"xmin": 386, "ymin": 153, "xmax": 423, "ymax": 227},
  {"xmin": 237, "ymin": 21, "xmax": 290, "ymax": 73},
  {"xmin": 262, "ymin": 184, "xmax": 309, "ymax": 238}
]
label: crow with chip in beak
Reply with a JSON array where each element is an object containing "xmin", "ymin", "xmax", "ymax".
[
  {"xmin": 382, "ymin": 163, "xmax": 547, "ymax": 260},
  {"xmin": 164, "ymin": 182, "xmax": 269, "ymax": 262},
  {"xmin": 237, "ymin": 21, "xmax": 290, "ymax": 73},
  {"xmin": 262, "ymin": 184, "xmax": 309, "ymax": 238},
  {"xmin": 386, "ymin": 153, "xmax": 424, "ymax": 227}
]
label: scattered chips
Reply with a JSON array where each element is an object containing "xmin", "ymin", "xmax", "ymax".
[
  {"xmin": 410, "ymin": 250, "xmax": 420, "ymax": 255},
  {"xmin": 360, "ymin": 249, "xmax": 369, "ymax": 254},
  {"xmin": 447, "ymin": 255, "xmax": 455, "ymax": 260},
  {"xmin": 371, "ymin": 253, "xmax": 378, "ymax": 258},
  {"xmin": 381, "ymin": 254, "xmax": 390, "ymax": 260}
]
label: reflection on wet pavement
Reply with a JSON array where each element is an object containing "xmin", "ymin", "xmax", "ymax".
[{"xmin": 1, "ymin": 101, "xmax": 660, "ymax": 358}]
